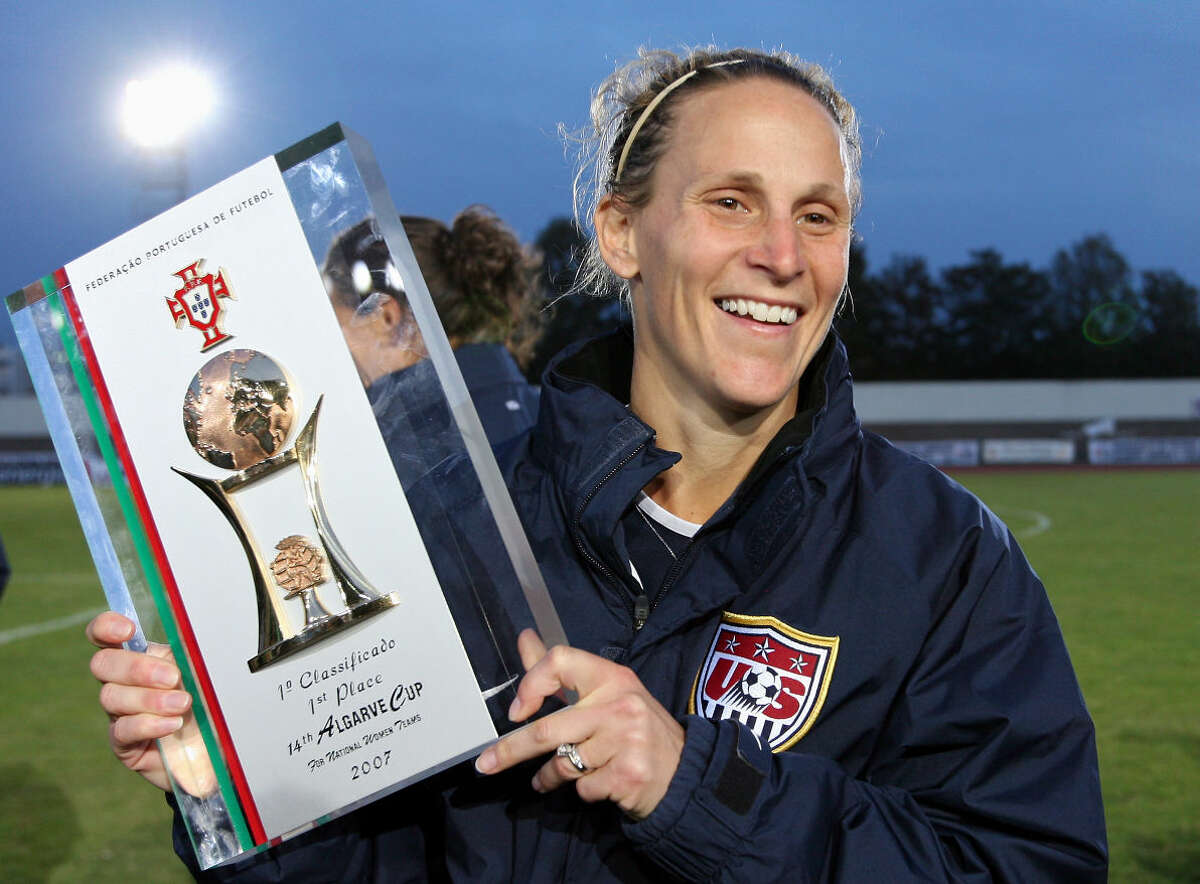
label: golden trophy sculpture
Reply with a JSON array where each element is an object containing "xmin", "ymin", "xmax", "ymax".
[{"xmin": 174, "ymin": 349, "xmax": 401, "ymax": 672}]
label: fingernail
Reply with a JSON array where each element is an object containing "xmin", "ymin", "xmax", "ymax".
[
  {"xmin": 475, "ymin": 750, "xmax": 496, "ymax": 774},
  {"xmin": 163, "ymin": 692, "xmax": 190, "ymax": 714},
  {"xmin": 530, "ymin": 774, "xmax": 545, "ymax": 793},
  {"xmin": 508, "ymin": 698, "xmax": 521, "ymax": 721},
  {"xmin": 162, "ymin": 716, "xmax": 185, "ymax": 733},
  {"xmin": 151, "ymin": 664, "xmax": 177, "ymax": 689}
]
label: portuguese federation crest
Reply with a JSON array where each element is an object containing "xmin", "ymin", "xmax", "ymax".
[
  {"xmin": 690, "ymin": 613, "xmax": 839, "ymax": 752},
  {"xmin": 167, "ymin": 259, "xmax": 234, "ymax": 350}
]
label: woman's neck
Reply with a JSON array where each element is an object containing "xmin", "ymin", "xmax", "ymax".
[{"xmin": 630, "ymin": 370, "xmax": 797, "ymax": 525}]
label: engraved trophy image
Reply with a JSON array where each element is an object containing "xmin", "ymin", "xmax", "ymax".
[{"xmin": 174, "ymin": 348, "xmax": 401, "ymax": 672}]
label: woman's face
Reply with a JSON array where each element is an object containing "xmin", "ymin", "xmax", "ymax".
[
  {"xmin": 331, "ymin": 294, "xmax": 426, "ymax": 387},
  {"xmin": 606, "ymin": 76, "xmax": 852, "ymax": 420}
]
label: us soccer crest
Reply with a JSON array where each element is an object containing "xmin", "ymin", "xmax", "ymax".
[
  {"xmin": 690, "ymin": 613, "xmax": 839, "ymax": 752},
  {"xmin": 166, "ymin": 259, "xmax": 234, "ymax": 350}
]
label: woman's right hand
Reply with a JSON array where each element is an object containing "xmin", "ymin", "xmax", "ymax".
[{"xmin": 87, "ymin": 611, "xmax": 216, "ymax": 796}]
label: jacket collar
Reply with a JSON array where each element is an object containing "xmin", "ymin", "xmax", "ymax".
[
  {"xmin": 530, "ymin": 328, "xmax": 861, "ymax": 626},
  {"xmin": 534, "ymin": 327, "xmax": 859, "ymax": 509},
  {"xmin": 532, "ymin": 330, "xmax": 677, "ymax": 547}
]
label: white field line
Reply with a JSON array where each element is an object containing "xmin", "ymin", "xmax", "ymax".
[
  {"xmin": 0, "ymin": 607, "xmax": 105, "ymax": 646},
  {"xmin": 993, "ymin": 507, "xmax": 1054, "ymax": 539}
]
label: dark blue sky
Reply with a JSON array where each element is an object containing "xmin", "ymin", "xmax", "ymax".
[{"xmin": 3, "ymin": 0, "xmax": 1197, "ymax": 348}]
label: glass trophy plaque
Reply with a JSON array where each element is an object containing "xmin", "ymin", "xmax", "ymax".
[{"xmin": 5, "ymin": 124, "xmax": 566, "ymax": 869}]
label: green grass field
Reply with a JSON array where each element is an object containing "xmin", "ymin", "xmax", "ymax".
[{"xmin": 0, "ymin": 471, "xmax": 1196, "ymax": 882}]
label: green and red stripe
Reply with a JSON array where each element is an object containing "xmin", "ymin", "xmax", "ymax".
[{"xmin": 48, "ymin": 269, "xmax": 261, "ymax": 845}]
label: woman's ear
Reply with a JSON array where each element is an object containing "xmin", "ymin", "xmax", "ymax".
[
  {"xmin": 377, "ymin": 294, "xmax": 405, "ymax": 330},
  {"xmin": 594, "ymin": 195, "xmax": 639, "ymax": 280}
]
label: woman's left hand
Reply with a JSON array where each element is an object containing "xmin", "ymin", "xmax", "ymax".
[{"xmin": 475, "ymin": 629, "xmax": 685, "ymax": 820}]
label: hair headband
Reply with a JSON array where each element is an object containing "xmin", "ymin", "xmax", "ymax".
[{"xmin": 613, "ymin": 59, "xmax": 745, "ymax": 184}]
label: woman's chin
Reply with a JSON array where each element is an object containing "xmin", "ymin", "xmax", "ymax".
[{"xmin": 709, "ymin": 377, "xmax": 801, "ymax": 421}]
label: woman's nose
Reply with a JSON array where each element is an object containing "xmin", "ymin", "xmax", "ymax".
[{"xmin": 746, "ymin": 215, "xmax": 807, "ymax": 283}]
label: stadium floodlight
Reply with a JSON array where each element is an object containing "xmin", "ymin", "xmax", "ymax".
[{"xmin": 122, "ymin": 66, "xmax": 215, "ymax": 149}]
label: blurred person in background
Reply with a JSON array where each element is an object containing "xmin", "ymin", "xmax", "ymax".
[
  {"xmin": 323, "ymin": 206, "xmax": 542, "ymax": 462},
  {"xmin": 404, "ymin": 209, "xmax": 543, "ymax": 441}
]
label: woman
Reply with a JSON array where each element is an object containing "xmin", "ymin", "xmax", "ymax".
[
  {"xmin": 89, "ymin": 46, "xmax": 1107, "ymax": 881},
  {"xmin": 324, "ymin": 207, "xmax": 542, "ymax": 453}
]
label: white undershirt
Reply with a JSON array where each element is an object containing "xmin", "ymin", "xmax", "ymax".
[{"xmin": 636, "ymin": 491, "xmax": 702, "ymax": 538}]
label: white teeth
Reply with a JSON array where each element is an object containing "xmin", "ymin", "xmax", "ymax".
[{"xmin": 717, "ymin": 297, "xmax": 799, "ymax": 325}]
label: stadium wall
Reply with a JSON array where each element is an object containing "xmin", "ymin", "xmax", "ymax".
[
  {"xmin": 0, "ymin": 395, "xmax": 47, "ymax": 438},
  {"xmin": 853, "ymin": 379, "xmax": 1200, "ymax": 468},
  {"xmin": 3, "ymin": 379, "xmax": 1200, "ymax": 479},
  {"xmin": 854, "ymin": 378, "xmax": 1200, "ymax": 423}
]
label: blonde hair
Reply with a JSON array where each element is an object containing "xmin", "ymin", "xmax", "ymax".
[
  {"xmin": 401, "ymin": 206, "xmax": 539, "ymax": 349},
  {"xmin": 323, "ymin": 208, "xmax": 543, "ymax": 369},
  {"xmin": 566, "ymin": 46, "xmax": 862, "ymax": 301}
]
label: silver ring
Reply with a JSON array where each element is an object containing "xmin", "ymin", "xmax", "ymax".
[{"xmin": 556, "ymin": 742, "xmax": 588, "ymax": 773}]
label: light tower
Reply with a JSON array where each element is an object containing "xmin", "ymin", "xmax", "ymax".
[{"xmin": 122, "ymin": 66, "xmax": 215, "ymax": 219}]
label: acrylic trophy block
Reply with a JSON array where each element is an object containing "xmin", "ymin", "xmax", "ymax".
[{"xmin": 6, "ymin": 124, "xmax": 566, "ymax": 869}]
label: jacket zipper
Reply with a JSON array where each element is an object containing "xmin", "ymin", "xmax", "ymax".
[
  {"xmin": 634, "ymin": 518, "xmax": 719, "ymax": 631},
  {"xmin": 558, "ymin": 441, "xmax": 652, "ymax": 884},
  {"xmin": 644, "ymin": 537, "xmax": 698, "ymax": 627},
  {"xmin": 570, "ymin": 438, "xmax": 651, "ymax": 625},
  {"xmin": 572, "ymin": 434, "xmax": 785, "ymax": 632},
  {"xmin": 624, "ymin": 533, "xmax": 702, "ymax": 631},
  {"xmin": 640, "ymin": 461, "xmax": 790, "ymax": 628}
]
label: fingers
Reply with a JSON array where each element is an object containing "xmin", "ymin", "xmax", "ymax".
[
  {"xmin": 566, "ymin": 750, "xmax": 658, "ymax": 811},
  {"xmin": 517, "ymin": 628, "xmax": 547, "ymax": 671},
  {"xmin": 513, "ymin": 629, "xmax": 579, "ymax": 713},
  {"xmin": 90, "ymin": 645, "xmax": 180, "ymax": 691},
  {"xmin": 476, "ymin": 704, "xmax": 609, "ymax": 775},
  {"xmin": 111, "ymin": 710, "xmax": 186, "ymax": 749},
  {"xmin": 531, "ymin": 744, "xmax": 597, "ymax": 795},
  {"xmin": 532, "ymin": 743, "xmax": 637, "ymax": 804},
  {"xmin": 476, "ymin": 646, "xmax": 686, "ymax": 819},
  {"xmin": 86, "ymin": 611, "xmax": 136, "ymax": 648},
  {"xmin": 509, "ymin": 645, "xmax": 639, "ymax": 723},
  {"xmin": 84, "ymin": 613, "xmax": 191, "ymax": 794},
  {"xmin": 481, "ymin": 692, "xmax": 678, "ymax": 818},
  {"xmin": 91, "ymin": 643, "xmax": 189, "ymax": 730},
  {"xmin": 99, "ymin": 680, "xmax": 191, "ymax": 719}
]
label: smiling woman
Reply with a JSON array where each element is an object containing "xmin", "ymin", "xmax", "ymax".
[
  {"xmin": 88, "ymin": 45, "xmax": 1106, "ymax": 882},
  {"xmin": 597, "ymin": 77, "xmax": 854, "ymax": 519}
]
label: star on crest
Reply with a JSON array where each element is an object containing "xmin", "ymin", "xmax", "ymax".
[
  {"xmin": 722, "ymin": 635, "xmax": 740, "ymax": 654},
  {"xmin": 753, "ymin": 638, "xmax": 774, "ymax": 661}
]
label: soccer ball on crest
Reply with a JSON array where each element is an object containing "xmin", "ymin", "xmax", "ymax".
[{"xmin": 740, "ymin": 667, "xmax": 782, "ymax": 706}]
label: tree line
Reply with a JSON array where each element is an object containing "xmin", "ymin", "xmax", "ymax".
[{"xmin": 527, "ymin": 219, "xmax": 1199, "ymax": 382}]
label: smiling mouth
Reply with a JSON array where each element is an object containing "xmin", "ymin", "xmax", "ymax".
[{"xmin": 717, "ymin": 298, "xmax": 799, "ymax": 325}]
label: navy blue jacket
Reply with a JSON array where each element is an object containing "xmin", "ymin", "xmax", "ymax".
[
  {"xmin": 184, "ymin": 332, "xmax": 1107, "ymax": 881},
  {"xmin": 453, "ymin": 342, "xmax": 540, "ymax": 447},
  {"xmin": 366, "ymin": 344, "xmax": 538, "ymax": 491}
]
